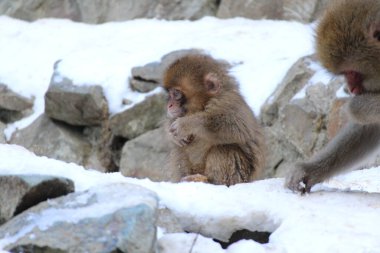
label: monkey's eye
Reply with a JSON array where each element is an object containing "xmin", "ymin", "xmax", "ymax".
[
  {"xmin": 373, "ymin": 30, "xmax": 380, "ymax": 41},
  {"xmin": 172, "ymin": 89, "xmax": 183, "ymax": 100}
]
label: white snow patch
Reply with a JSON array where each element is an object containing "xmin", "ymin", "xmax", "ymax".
[{"xmin": 0, "ymin": 144, "xmax": 380, "ymax": 252}]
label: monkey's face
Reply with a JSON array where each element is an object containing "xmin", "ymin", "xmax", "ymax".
[
  {"xmin": 166, "ymin": 88, "xmax": 187, "ymax": 119},
  {"xmin": 316, "ymin": 0, "xmax": 380, "ymax": 95}
]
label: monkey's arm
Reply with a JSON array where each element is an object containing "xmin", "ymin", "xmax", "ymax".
[
  {"xmin": 349, "ymin": 94, "xmax": 380, "ymax": 124},
  {"xmin": 169, "ymin": 110, "xmax": 251, "ymax": 146},
  {"xmin": 286, "ymin": 123, "xmax": 380, "ymax": 193}
]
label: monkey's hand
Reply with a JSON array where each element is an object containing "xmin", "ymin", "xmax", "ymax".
[
  {"xmin": 285, "ymin": 163, "xmax": 322, "ymax": 194},
  {"xmin": 169, "ymin": 118, "xmax": 195, "ymax": 147}
]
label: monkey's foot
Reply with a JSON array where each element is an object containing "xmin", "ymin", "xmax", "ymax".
[{"xmin": 180, "ymin": 174, "xmax": 209, "ymax": 183}]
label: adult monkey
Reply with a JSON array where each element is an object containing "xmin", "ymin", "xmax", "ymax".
[{"xmin": 286, "ymin": 0, "xmax": 380, "ymax": 193}]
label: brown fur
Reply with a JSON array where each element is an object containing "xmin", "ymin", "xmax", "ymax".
[
  {"xmin": 163, "ymin": 54, "xmax": 265, "ymax": 186},
  {"xmin": 286, "ymin": 0, "xmax": 380, "ymax": 193}
]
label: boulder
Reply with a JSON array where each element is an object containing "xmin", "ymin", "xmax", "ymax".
[
  {"xmin": 326, "ymin": 98, "xmax": 350, "ymax": 140},
  {"xmin": 283, "ymin": 0, "xmax": 328, "ymax": 23},
  {"xmin": 217, "ymin": 0, "xmax": 328, "ymax": 22},
  {"xmin": 0, "ymin": 174, "xmax": 74, "ymax": 225},
  {"xmin": 109, "ymin": 92, "xmax": 166, "ymax": 139},
  {"xmin": 45, "ymin": 71, "xmax": 108, "ymax": 126},
  {"xmin": 0, "ymin": 183, "xmax": 158, "ymax": 253},
  {"xmin": 261, "ymin": 55, "xmax": 346, "ymax": 177},
  {"xmin": 261, "ymin": 55, "xmax": 315, "ymax": 126},
  {"xmin": 2, "ymin": 0, "xmax": 218, "ymax": 23},
  {"xmin": 120, "ymin": 127, "xmax": 180, "ymax": 182},
  {"xmin": 0, "ymin": 83, "xmax": 33, "ymax": 123},
  {"xmin": 217, "ymin": 0, "xmax": 283, "ymax": 20},
  {"xmin": 10, "ymin": 115, "xmax": 92, "ymax": 166},
  {"xmin": 157, "ymin": 208, "xmax": 184, "ymax": 234},
  {"xmin": 130, "ymin": 49, "xmax": 203, "ymax": 93},
  {"xmin": 0, "ymin": 0, "xmax": 81, "ymax": 22},
  {"xmin": 0, "ymin": 84, "xmax": 33, "ymax": 112}
]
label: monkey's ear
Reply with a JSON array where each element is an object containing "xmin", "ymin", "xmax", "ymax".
[{"xmin": 204, "ymin": 73, "xmax": 221, "ymax": 95}]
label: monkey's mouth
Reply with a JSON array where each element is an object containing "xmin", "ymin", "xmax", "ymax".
[{"xmin": 343, "ymin": 70, "xmax": 364, "ymax": 95}]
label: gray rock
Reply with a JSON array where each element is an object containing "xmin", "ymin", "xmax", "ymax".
[
  {"xmin": 217, "ymin": 0, "xmax": 328, "ymax": 22},
  {"xmin": 217, "ymin": 0, "xmax": 283, "ymax": 20},
  {"xmin": 0, "ymin": 183, "xmax": 158, "ymax": 253},
  {"xmin": 0, "ymin": 0, "xmax": 81, "ymax": 22},
  {"xmin": 10, "ymin": 115, "xmax": 92, "ymax": 166},
  {"xmin": 261, "ymin": 55, "xmax": 315, "ymax": 126},
  {"xmin": 0, "ymin": 122, "xmax": 5, "ymax": 143},
  {"xmin": 45, "ymin": 72, "xmax": 108, "ymax": 126},
  {"xmin": 283, "ymin": 0, "xmax": 324, "ymax": 23},
  {"xmin": 1, "ymin": 0, "xmax": 218, "ymax": 23},
  {"xmin": 130, "ymin": 49, "xmax": 203, "ymax": 93},
  {"xmin": 109, "ymin": 92, "xmax": 166, "ymax": 139},
  {"xmin": 130, "ymin": 78, "xmax": 159, "ymax": 93},
  {"xmin": 0, "ymin": 84, "xmax": 33, "ymax": 112},
  {"xmin": 260, "ymin": 55, "xmax": 346, "ymax": 178},
  {"xmin": 0, "ymin": 83, "xmax": 34, "ymax": 123},
  {"xmin": 262, "ymin": 126, "xmax": 303, "ymax": 178},
  {"xmin": 150, "ymin": 0, "xmax": 219, "ymax": 21},
  {"xmin": 0, "ymin": 174, "xmax": 74, "ymax": 225},
  {"xmin": 157, "ymin": 208, "xmax": 183, "ymax": 234},
  {"xmin": 120, "ymin": 127, "xmax": 181, "ymax": 182}
]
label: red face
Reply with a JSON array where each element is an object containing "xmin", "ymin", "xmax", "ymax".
[
  {"xmin": 166, "ymin": 88, "xmax": 186, "ymax": 119},
  {"xmin": 343, "ymin": 70, "xmax": 364, "ymax": 95}
]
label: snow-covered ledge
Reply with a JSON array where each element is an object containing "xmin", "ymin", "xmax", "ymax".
[{"xmin": 0, "ymin": 144, "xmax": 379, "ymax": 253}]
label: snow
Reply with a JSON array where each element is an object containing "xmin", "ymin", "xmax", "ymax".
[
  {"xmin": 1, "ymin": 144, "xmax": 380, "ymax": 253},
  {"xmin": 0, "ymin": 16, "xmax": 314, "ymax": 139}
]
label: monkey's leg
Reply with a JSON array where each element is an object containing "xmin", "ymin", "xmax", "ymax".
[
  {"xmin": 205, "ymin": 145, "xmax": 254, "ymax": 186},
  {"xmin": 286, "ymin": 123, "xmax": 380, "ymax": 193},
  {"xmin": 168, "ymin": 149, "xmax": 193, "ymax": 182}
]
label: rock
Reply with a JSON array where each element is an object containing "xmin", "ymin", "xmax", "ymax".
[
  {"xmin": 1, "ymin": 0, "xmax": 81, "ymax": 22},
  {"xmin": 109, "ymin": 92, "xmax": 166, "ymax": 139},
  {"xmin": 0, "ymin": 122, "xmax": 5, "ymax": 143},
  {"xmin": 130, "ymin": 49, "xmax": 203, "ymax": 93},
  {"xmin": 2, "ymin": 0, "xmax": 218, "ymax": 23},
  {"xmin": 217, "ymin": 0, "xmax": 328, "ymax": 22},
  {"xmin": 45, "ymin": 71, "xmax": 108, "ymax": 126},
  {"xmin": 261, "ymin": 55, "xmax": 346, "ymax": 178},
  {"xmin": 130, "ymin": 77, "xmax": 159, "ymax": 93},
  {"xmin": 10, "ymin": 115, "xmax": 92, "ymax": 166},
  {"xmin": 0, "ymin": 84, "xmax": 33, "ymax": 112},
  {"xmin": 279, "ymin": 104, "xmax": 322, "ymax": 157},
  {"xmin": 0, "ymin": 183, "xmax": 158, "ymax": 253},
  {"xmin": 217, "ymin": 0, "xmax": 283, "ymax": 20},
  {"xmin": 0, "ymin": 174, "xmax": 74, "ymax": 225},
  {"xmin": 261, "ymin": 55, "xmax": 315, "ymax": 126},
  {"xmin": 157, "ymin": 208, "xmax": 184, "ymax": 234},
  {"xmin": 262, "ymin": 127, "xmax": 303, "ymax": 178},
  {"xmin": 0, "ymin": 83, "xmax": 34, "ymax": 123},
  {"xmin": 283, "ymin": 0, "xmax": 326, "ymax": 23},
  {"xmin": 326, "ymin": 98, "xmax": 350, "ymax": 140},
  {"xmin": 151, "ymin": 0, "xmax": 219, "ymax": 20},
  {"xmin": 120, "ymin": 127, "xmax": 180, "ymax": 182}
]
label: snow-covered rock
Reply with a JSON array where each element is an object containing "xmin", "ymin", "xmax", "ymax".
[
  {"xmin": 0, "ymin": 174, "xmax": 74, "ymax": 225},
  {"xmin": 0, "ymin": 182, "xmax": 158, "ymax": 253}
]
